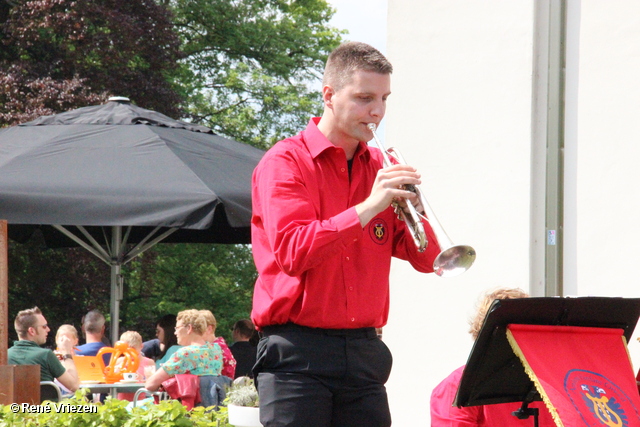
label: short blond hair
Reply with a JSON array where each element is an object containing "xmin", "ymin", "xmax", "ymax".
[
  {"xmin": 199, "ymin": 309, "xmax": 217, "ymax": 332},
  {"xmin": 120, "ymin": 330, "xmax": 143, "ymax": 348},
  {"xmin": 177, "ymin": 309, "xmax": 207, "ymax": 335},
  {"xmin": 323, "ymin": 41, "xmax": 393, "ymax": 91},
  {"xmin": 468, "ymin": 287, "xmax": 529, "ymax": 340},
  {"xmin": 56, "ymin": 324, "xmax": 78, "ymax": 342}
]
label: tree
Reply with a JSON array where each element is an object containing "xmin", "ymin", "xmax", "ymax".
[
  {"xmin": 2, "ymin": 0, "xmax": 344, "ymax": 345},
  {"xmin": 7, "ymin": 234, "xmax": 111, "ymax": 347},
  {"xmin": 0, "ymin": 0, "xmax": 188, "ymax": 346},
  {"xmin": 0, "ymin": 0, "xmax": 184, "ymax": 125},
  {"xmin": 166, "ymin": 0, "xmax": 344, "ymax": 148},
  {"xmin": 120, "ymin": 244, "xmax": 257, "ymax": 341},
  {"xmin": 8, "ymin": 237, "xmax": 256, "ymax": 345}
]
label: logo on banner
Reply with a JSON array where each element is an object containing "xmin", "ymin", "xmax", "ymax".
[
  {"xmin": 564, "ymin": 369, "xmax": 640, "ymax": 426},
  {"xmin": 368, "ymin": 218, "xmax": 388, "ymax": 245}
]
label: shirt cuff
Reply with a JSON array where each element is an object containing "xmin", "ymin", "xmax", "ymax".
[{"xmin": 332, "ymin": 207, "xmax": 364, "ymax": 243}]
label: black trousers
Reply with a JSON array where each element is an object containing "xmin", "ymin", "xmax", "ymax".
[{"xmin": 253, "ymin": 323, "xmax": 393, "ymax": 427}]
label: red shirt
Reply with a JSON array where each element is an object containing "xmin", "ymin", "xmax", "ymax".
[
  {"xmin": 430, "ymin": 366, "xmax": 557, "ymax": 426},
  {"xmin": 251, "ymin": 118, "xmax": 441, "ymax": 329},
  {"xmin": 214, "ymin": 336, "xmax": 236, "ymax": 379}
]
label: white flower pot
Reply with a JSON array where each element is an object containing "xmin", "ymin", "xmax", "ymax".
[{"xmin": 228, "ymin": 404, "xmax": 262, "ymax": 427}]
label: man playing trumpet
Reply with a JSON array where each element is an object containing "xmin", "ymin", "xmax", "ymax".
[{"xmin": 250, "ymin": 41, "xmax": 441, "ymax": 427}]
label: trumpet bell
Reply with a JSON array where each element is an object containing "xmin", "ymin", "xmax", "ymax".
[
  {"xmin": 434, "ymin": 245, "xmax": 477, "ymax": 277},
  {"xmin": 367, "ymin": 122, "xmax": 476, "ymax": 277}
]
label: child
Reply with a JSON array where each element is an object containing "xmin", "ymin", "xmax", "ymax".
[
  {"xmin": 117, "ymin": 330, "xmax": 155, "ymax": 401},
  {"xmin": 54, "ymin": 324, "xmax": 79, "ymax": 395}
]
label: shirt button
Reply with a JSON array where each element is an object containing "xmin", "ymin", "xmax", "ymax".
[
  {"xmin": 345, "ymin": 256, "xmax": 350, "ymax": 261},
  {"xmin": 351, "ymin": 317, "xmax": 355, "ymax": 322},
  {"xmin": 353, "ymin": 238, "xmax": 358, "ymax": 242},
  {"xmin": 349, "ymin": 287, "xmax": 354, "ymax": 291},
  {"xmin": 341, "ymin": 168, "xmax": 346, "ymax": 172}
]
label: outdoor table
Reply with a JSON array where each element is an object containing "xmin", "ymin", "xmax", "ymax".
[{"xmin": 78, "ymin": 381, "xmax": 146, "ymax": 397}]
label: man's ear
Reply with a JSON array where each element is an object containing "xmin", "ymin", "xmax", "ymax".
[{"xmin": 322, "ymin": 85, "xmax": 335, "ymax": 108}]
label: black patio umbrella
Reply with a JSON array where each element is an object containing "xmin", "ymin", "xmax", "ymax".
[{"xmin": 0, "ymin": 97, "xmax": 264, "ymax": 342}]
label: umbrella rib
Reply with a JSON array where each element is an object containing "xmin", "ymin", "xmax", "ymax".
[
  {"xmin": 121, "ymin": 226, "xmax": 132, "ymax": 248},
  {"xmin": 101, "ymin": 227, "xmax": 112, "ymax": 256},
  {"xmin": 104, "ymin": 226, "xmax": 132, "ymax": 255},
  {"xmin": 123, "ymin": 227, "xmax": 180, "ymax": 264},
  {"xmin": 52, "ymin": 225, "xmax": 110, "ymax": 264},
  {"xmin": 77, "ymin": 226, "xmax": 112, "ymax": 260},
  {"xmin": 125, "ymin": 225, "xmax": 163, "ymax": 259}
]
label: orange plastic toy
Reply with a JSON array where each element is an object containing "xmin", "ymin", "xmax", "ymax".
[{"xmin": 96, "ymin": 341, "xmax": 140, "ymax": 383}]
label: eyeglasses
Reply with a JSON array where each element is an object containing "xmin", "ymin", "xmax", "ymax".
[{"xmin": 175, "ymin": 324, "xmax": 188, "ymax": 331}]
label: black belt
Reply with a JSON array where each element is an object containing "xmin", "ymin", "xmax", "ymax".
[{"xmin": 261, "ymin": 322, "xmax": 377, "ymax": 339}]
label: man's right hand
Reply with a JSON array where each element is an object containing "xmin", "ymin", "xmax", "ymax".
[{"xmin": 355, "ymin": 164, "xmax": 422, "ymax": 227}]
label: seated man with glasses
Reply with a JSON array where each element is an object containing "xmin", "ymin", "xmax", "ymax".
[{"xmin": 8, "ymin": 306, "xmax": 80, "ymax": 392}]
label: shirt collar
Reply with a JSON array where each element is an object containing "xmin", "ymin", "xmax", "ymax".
[
  {"xmin": 13, "ymin": 339, "xmax": 40, "ymax": 347},
  {"xmin": 303, "ymin": 117, "xmax": 370, "ymax": 161}
]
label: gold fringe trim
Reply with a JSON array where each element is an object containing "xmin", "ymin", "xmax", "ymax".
[
  {"xmin": 622, "ymin": 335, "xmax": 634, "ymax": 371},
  {"xmin": 506, "ymin": 329, "xmax": 564, "ymax": 427}
]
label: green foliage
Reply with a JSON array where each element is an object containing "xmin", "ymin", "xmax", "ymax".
[
  {"xmin": 167, "ymin": 0, "xmax": 345, "ymax": 147},
  {"xmin": 7, "ymin": 239, "xmax": 256, "ymax": 345},
  {"xmin": 0, "ymin": 392, "xmax": 230, "ymax": 427},
  {"xmin": 7, "ymin": 236, "xmax": 111, "ymax": 346},
  {"xmin": 120, "ymin": 244, "xmax": 258, "ymax": 342},
  {"xmin": 0, "ymin": 0, "xmax": 344, "ymax": 140},
  {"xmin": 0, "ymin": 0, "xmax": 184, "ymax": 124}
]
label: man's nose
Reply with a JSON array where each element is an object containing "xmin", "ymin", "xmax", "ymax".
[{"xmin": 370, "ymin": 100, "xmax": 386, "ymax": 119}]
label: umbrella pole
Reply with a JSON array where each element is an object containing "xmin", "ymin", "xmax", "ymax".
[{"xmin": 110, "ymin": 226, "xmax": 122, "ymax": 345}]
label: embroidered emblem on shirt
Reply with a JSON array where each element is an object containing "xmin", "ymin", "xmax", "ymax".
[{"xmin": 369, "ymin": 218, "xmax": 389, "ymax": 245}]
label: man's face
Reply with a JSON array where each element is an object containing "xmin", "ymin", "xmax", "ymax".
[
  {"xmin": 325, "ymin": 69, "xmax": 391, "ymax": 145},
  {"xmin": 31, "ymin": 314, "xmax": 50, "ymax": 345}
]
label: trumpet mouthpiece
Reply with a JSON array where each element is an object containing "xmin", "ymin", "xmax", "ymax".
[{"xmin": 367, "ymin": 123, "xmax": 377, "ymax": 131}]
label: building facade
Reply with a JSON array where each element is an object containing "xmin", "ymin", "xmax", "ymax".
[{"xmin": 383, "ymin": 1, "xmax": 640, "ymax": 424}]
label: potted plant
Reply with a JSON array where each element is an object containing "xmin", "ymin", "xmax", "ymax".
[{"xmin": 226, "ymin": 376, "xmax": 262, "ymax": 427}]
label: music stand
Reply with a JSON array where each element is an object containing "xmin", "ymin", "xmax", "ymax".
[{"xmin": 453, "ymin": 296, "xmax": 640, "ymax": 425}]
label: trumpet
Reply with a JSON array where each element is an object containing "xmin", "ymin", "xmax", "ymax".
[{"xmin": 367, "ymin": 123, "xmax": 476, "ymax": 277}]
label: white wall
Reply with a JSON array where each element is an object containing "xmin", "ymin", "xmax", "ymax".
[
  {"xmin": 385, "ymin": 1, "xmax": 640, "ymax": 425},
  {"xmin": 385, "ymin": 2, "xmax": 534, "ymax": 425},
  {"xmin": 569, "ymin": 2, "xmax": 640, "ymax": 298},
  {"xmin": 567, "ymin": 0, "xmax": 640, "ymax": 380}
]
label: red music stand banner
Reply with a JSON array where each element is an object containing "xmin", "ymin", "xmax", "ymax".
[{"xmin": 507, "ymin": 324, "xmax": 640, "ymax": 427}]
